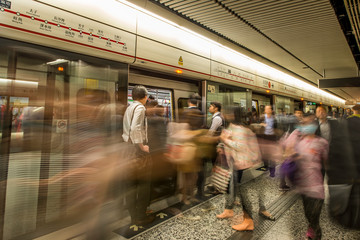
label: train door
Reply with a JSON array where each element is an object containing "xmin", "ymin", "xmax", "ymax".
[
  {"xmin": 128, "ymin": 71, "xmax": 199, "ymax": 201},
  {"xmin": 252, "ymin": 93, "xmax": 271, "ymax": 117}
]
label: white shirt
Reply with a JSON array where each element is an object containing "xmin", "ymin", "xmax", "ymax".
[
  {"xmin": 209, "ymin": 112, "xmax": 223, "ymax": 135},
  {"xmin": 122, "ymin": 101, "xmax": 148, "ymax": 144},
  {"xmin": 319, "ymin": 120, "xmax": 331, "ymax": 142}
]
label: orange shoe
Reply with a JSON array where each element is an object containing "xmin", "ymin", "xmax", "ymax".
[
  {"xmin": 216, "ymin": 209, "xmax": 234, "ymax": 219},
  {"xmin": 232, "ymin": 218, "xmax": 254, "ymax": 231}
]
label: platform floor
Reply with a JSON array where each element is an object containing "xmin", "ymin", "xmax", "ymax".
[{"xmin": 34, "ymin": 171, "xmax": 360, "ymax": 240}]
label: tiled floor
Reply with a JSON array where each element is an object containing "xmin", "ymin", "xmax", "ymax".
[
  {"xmin": 113, "ymin": 173, "xmax": 360, "ymax": 240},
  {"xmin": 35, "ymin": 169, "xmax": 360, "ymax": 240}
]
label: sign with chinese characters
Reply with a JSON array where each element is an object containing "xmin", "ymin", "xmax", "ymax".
[
  {"xmin": 0, "ymin": 0, "xmax": 136, "ymax": 62},
  {"xmin": 0, "ymin": 0, "xmax": 11, "ymax": 9},
  {"xmin": 211, "ymin": 62, "xmax": 256, "ymax": 86}
]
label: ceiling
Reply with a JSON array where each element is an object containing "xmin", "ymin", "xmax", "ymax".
[{"xmin": 130, "ymin": 0, "xmax": 360, "ymax": 102}]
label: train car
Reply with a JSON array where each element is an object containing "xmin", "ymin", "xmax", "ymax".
[{"xmin": 0, "ymin": 0, "xmax": 346, "ymax": 239}]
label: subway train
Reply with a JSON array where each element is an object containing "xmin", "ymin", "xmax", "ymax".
[{"xmin": 0, "ymin": 0, "xmax": 346, "ymax": 239}]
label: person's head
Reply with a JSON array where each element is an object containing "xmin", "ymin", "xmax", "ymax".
[
  {"xmin": 299, "ymin": 112, "xmax": 317, "ymax": 135},
  {"xmin": 352, "ymin": 104, "xmax": 360, "ymax": 114},
  {"xmin": 132, "ymin": 85, "xmax": 148, "ymax": 105},
  {"xmin": 188, "ymin": 93, "xmax": 201, "ymax": 107},
  {"xmin": 145, "ymin": 100, "xmax": 158, "ymax": 115},
  {"xmin": 209, "ymin": 101, "xmax": 221, "ymax": 114},
  {"xmin": 264, "ymin": 105, "xmax": 273, "ymax": 115},
  {"xmin": 316, "ymin": 106, "xmax": 327, "ymax": 121},
  {"xmin": 155, "ymin": 105, "xmax": 165, "ymax": 117},
  {"xmin": 346, "ymin": 108, "xmax": 351, "ymax": 114},
  {"xmin": 294, "ymin": 109, "xmax": 303, "ymax": 120}
]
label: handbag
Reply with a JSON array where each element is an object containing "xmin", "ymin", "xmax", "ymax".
[
  {"xmin": 166, "ymin": 142, "xmax": 197, "ymax": 164},
  {"xmin": 211, "ymin": 149, "xmax": 231, "ymax": 193}
]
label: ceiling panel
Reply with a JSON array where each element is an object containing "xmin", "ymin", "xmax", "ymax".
[{"xmin": 149, "ymin": 0, "xmax": 359, "ymax": 101}]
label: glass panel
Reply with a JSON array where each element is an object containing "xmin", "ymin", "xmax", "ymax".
[
  {"xmin": 206, "ymin": 82, "xmax": 249, "ymax": 126},
  {"xmin": 4, "ymin": 54, "xmax": 47, "ymax": 239},
  {"xmin": 1, "ymin": 38, "xmax": 128, "ymax": 239}
]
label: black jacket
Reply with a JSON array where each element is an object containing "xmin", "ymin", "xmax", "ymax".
[{"xmin": 316, "ymin": 119, "xmax": 356, "ymax": 184}]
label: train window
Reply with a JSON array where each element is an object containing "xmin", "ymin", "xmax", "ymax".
[
  {"xmin": 178, "ymin": 98, "xmax": 189, "ymax": 109},
  {"xmin": 206, "ymin": 82, "xmax": 249, "ymax": 126},
  {"xmin": 128, "ymin": 86, "xmax": 174, "ymax": 120}
]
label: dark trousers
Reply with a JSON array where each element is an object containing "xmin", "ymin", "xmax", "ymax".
[
  {"xmin": 124, "ymin": 146, "xmax": 152, "ymax": 223},
  {"xmin": 196, "ymin": 157, "xmax": 207, "ymax": 198},
  {"xmin": 302, "ymin": 195, "xmax": 324, "ymax": 239},
  {"xmin": 125, "ymin": 173, "xmax": 151, "ymax": 222}
]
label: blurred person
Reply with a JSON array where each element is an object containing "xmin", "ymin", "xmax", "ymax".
[
  {"xmin": 343, "ymin": 108, "xmax": 352, "ymax": 119},
  {"xmin": 347, "ymin": 105, "xmax": 360, "ymax": 172},
  {"xmin": 315, "ymin": 106, "xmax": 354, "ymax": 184},
  {"xmin": 279, "ymin": 109, "xmax": 303, "ymax": 191},
  {"xmin": 216, "ymin": 106, "xmax": 275, "ymax": 232},
  {"xmin": 333, "ymin": 104, "xmax": 360, "ymax": 229},
  {"xmin": 315, "ymin": 105, "xmax": 357, "ymax": 229},
  {"xmin": 122, "ymin": 85, "xmax": 154, "ymax": 226},
  {"xmin": 249, "ymin": 107, "xmax": 259, "ymax": 124},
  {"xmin": 331, "ymin": 111, "xmax": 337, "ymax": 119},
  {"xmin": 178, "ymin": 93, "xmax": 205, "ymax": 204},
  {"xmin": 180, "ymin": 93, "xmax": 204, "ymax": 130},
  {"xmin": 146, "ymin": 102, "xmax": 174, "ymax": 199},
  {"xmin": 283, "ymin": 113, "xmax": 328, "ymax": 239},
  {"xmin": 259, "ymin": 105, "xmax": 280, "ymax": 177}
]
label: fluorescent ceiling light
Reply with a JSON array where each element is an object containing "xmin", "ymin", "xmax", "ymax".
[{"xmin": 47, "ymin": 59, "xmax": 69, "ymax": 65}]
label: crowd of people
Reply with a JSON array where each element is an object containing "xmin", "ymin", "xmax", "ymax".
[{"xmin": 122, "ymin": 85, "xmax": 359, "ymax": 239}]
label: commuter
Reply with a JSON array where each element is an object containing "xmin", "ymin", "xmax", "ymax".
[
  {"xmin": 315, "ymin": 105, "xmax": 357, "ymax": 229},
  {"xmin": 146, "ymin": 101, "xmax": 169, "ymax": 210},
  {"xmin": 180, "ymin": 93, "xmax": 204, "ymax": 130},
  {"xmin": 249, "ymin": 107, "xmax": 259, "ymax": 124},
  {"xmin": 347, "ymin": 105, "xmax": 360, "ymax": 171},
  {"xmin": 315, "ymin": 106, "xmax": 354, "ymax": 182},
  {"xmin": 343, "ymin": 108, "xmax": 352, "ymax": 119},
  {"xmin": 279, "ymin": 109, "xmax": 303, "ymax": 191},
  {"xmin": 216, "ymin": 106, "xmax": 274, "ymax": 232},
  {"xmin": 122, "ymin": 85, "xmax": 154, "ymax": 226},
  {"xmin": 178, "ymin": 93, "xmax": 205, "ymax": 204},
  {"xmin": 283, "ymin": 113, "xmax": 328, "ymax": 240},
  {"xmin": 259, "ymin": 105, "xmax": 280, "ymax": 177},
  {"xmin": 208, "ymin": 101, "xmax": 225, "ymax": 136},
  {"xmin": 332, "ymin": 104, "xmax": 360, "ymax": 229},
  {"xmin": 146, "ymin": 100, "xmax": 168, "ymax": 154}
]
